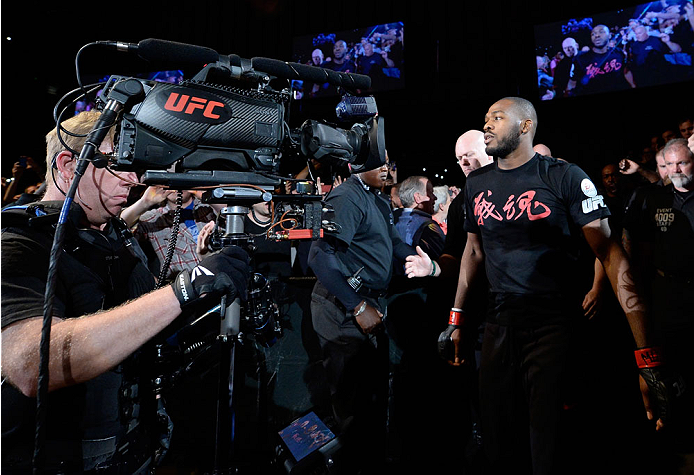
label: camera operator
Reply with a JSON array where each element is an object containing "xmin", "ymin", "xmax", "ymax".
[
  {"xmin": 307, "ymin": 160, "xmax": 416, "ymax": 472},
  {"xmin": 1, "ymin": 110, "xmax": 250, "ymax": 474}
]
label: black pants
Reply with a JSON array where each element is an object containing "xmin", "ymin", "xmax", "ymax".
[
  {"xmin": 310, "ymin": 280, "xmax": 389, "ymax": 471},
  {"xmin": 479, "ymin": 322, "xmax": 572, "ymax": 475},
  {"xmin": 652, "ymin": 274, "xmax": 694, "ymax": 455}
]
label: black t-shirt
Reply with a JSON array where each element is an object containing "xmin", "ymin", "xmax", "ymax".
[
  {"xmin": 570, "ymin": 49, "xmax": 631, "ymax": 95},
  {"xmin": 628, "ymin": 37, "xmax": 669, "ymax": 68},
  {"xmin": 358, "ymin": 53, "xmax": 386, "ymax": 76},
  {"xmin": 623, "ymin": 183, "xmax": 694, "ymax": 275},
  {"xmin": 552, "ymin": 56, "xmax": 574, "ymax": 96},
  {"xmin": 603, "ymin": 192, "xmax": 629, "ymax": 238},
  {"xmin": 1, "ymin": 201, "xmax": 157, "ymax": 472},
  {"xmin": 463, "ymin": 154, "xmax": 610, "ymax": 321},
  {"xmin": 441, "ymin": 191, "xmax": 467, "ymax": 260},
  {"xmin": 316, "ymin": 60, "xmax": 357, "ymax": 97},
  {"xmin": 321, "ymin": 59, "xmax": 357, "ymax": 74}
]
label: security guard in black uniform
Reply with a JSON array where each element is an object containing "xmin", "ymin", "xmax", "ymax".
[{"xmin": 308, "ymin": 162, "xmax": 415, "ymax": 473}]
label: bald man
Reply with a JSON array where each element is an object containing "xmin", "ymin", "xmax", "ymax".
[
  {"xmin": 428, "ymin": 130, "xmax": 494, "ymax": 278},
  {"xmin": 455, "ymin": 130, "xmax": 495, "ymax": 176},
  {"xmin": 553, "ymin": 37, "xmax": 580, "ymax": 97},
  {"xmin": 532, "ymin": 143, "xmax": 552, "ymax": 156}
]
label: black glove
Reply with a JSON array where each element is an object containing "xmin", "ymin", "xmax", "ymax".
[
  {"xmin": 635, "ymin": 347, "xmax": 686, "ymax": 424},
  {"xmin": 172, "ymin": 246, "xmax": 250, "ymax": 310},
  {"xmin": 437, "ymin": 308, "xmax": 464, "ymax": 362}
]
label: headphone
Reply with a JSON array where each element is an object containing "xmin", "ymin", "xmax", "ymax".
[{"xmin": 52, "ymin": 150, "xmax": 112, "ymax": 170}]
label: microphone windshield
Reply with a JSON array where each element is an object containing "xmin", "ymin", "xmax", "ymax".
[
  {"xmin": 137, "ymin": 38, "xmax": 219, "ymax": 66},
  {"xmin": 251, "ymin": 57, "xmax": 370, "ymax": 90}
]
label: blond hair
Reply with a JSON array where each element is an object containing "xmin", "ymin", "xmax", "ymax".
[{"xmin": 44, "ymin": 110, "xmax": 116, "ymax": 189}]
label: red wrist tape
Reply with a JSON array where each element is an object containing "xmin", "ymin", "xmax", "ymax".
[
  {"xmin": 634, "ymin": 347, "xmax": 665, "ymax": 368},
  {"xmin": 449, "ymin": 309, "xmax": 464, "ymax": 326}
]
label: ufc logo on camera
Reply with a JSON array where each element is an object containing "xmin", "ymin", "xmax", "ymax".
[{"xmin": 156, "ymin": 86, "xmax": 232, "ymax": 124}]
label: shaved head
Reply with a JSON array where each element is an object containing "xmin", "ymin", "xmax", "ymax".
[
  {"xmin": 455, "ymin": 130, "xmax": 493, "ymax": 176},
  {"xmin": 533, "ymin": 143, "xmax": 552, "ymax": 156},
  {"xmin": 499, "ymin": 96, "xmax": 538, "ymax": 139}
]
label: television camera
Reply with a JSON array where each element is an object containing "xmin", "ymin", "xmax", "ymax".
[
  {"xmin": 50, "ymin": 37, "xmax": 386, "ymax": 344},
  {"xmin": 36, "ymin": 38, "xmax": 388, "ymax": 474}
]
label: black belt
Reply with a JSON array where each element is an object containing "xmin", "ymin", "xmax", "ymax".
[
  {"xmin": 357, "ymin": 286, "xmax": 388, "ymax": 299},
  {"xmin": 312, "ymin": 280, "xmax": 387, "ymax": 312}
]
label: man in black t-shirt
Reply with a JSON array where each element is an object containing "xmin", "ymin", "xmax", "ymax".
[
  {"xmin": 321, "ymin": 40, "xmax": 357, "ymax": 74},
  {"xmin": 622, "ymin": 138, "xmax": 694, "ymax": 457},
  {"xmin": 432, "ymin": 130, "xmax": 495, "ymax": 278},
  {"xmin": 567, "ymin": 24, "xmax": 636, "ymax": 95},
  {"xmin": 406, "ymin": 97, "xmax": 678, "ymax": 475},
  {"xmin": 316, "ymin": 40, "xmax": 357, "ymax": 97},
  {"xmin": 1, "ymin": 110, "xmax": 250, "ymax": 473},
  {"xmin": 552, "ymin": 37, "xmax": 581, "ymax": 98}
]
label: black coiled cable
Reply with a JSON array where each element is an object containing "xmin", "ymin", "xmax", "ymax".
[{"xmin": 156, "ymin": 191, "xmax": 183, "ymax": 288}]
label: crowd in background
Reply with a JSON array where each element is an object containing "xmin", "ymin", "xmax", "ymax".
[
  {"xmin": 292, "ymin": 23, "xmax": 405, "ymax": 98},
  {"xmin": 536, "ymin": 0, "xmax": 694, "ymax": 100}
]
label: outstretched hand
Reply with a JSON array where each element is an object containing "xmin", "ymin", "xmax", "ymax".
[
  {"xmin": 196, "ymin": 220, "xmax": 216, "ymax": 256},
  {"xmin": 581, "ymin": 287, "xmax": 602, "ymax": 319},
  {"xmin": 405, "ymin": 246, "xmax": 433, "ymax": 278}
]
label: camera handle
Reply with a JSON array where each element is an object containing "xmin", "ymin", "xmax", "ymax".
[{"xmin": 214, "ymin": 293, "xmax": 241, "ymax": 474}]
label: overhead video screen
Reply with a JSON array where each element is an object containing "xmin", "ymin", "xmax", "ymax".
[
  {"xmin": 534, "ymin": 1, "xmax": 694, "ymax": 101},
  {"xmin": 291, "ymin": 21, "xmax": 405, "ymax": 99}
]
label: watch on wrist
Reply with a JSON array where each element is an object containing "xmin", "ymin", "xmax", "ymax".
[{"xmin": 354, "ymin": 300, "xmax": 367, "ymax": 317}]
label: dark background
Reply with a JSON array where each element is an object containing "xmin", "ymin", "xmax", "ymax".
[{"xmin": 2, "ymin": 0, "xmax": 692, "ymax": 186}]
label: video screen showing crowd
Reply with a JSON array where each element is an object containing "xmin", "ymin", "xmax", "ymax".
[
  {"xmin": 534, "ymin": 0, "xmax": 694, "ymax": 100},
  {"xmin": 290, "ymin": 22, "xmax": 405, "ymax": 99}
]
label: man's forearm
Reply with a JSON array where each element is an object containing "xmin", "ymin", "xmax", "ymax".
[
  {"xmin": 453, "ymin": 235, "xmax": 484, "ymax": 309},
  {"xmin": 1, "ymin": 286, "xmax": 181, "ymax": 397},
  {"xmin": 308, "ymin": 240, "xmax": 362, "ymax": 309},
  {"xmin": 437, "ymin": 253, "xmax": 461, "ymax": 279},
  {"xmin": 600, "ymin": 241, "xmax": 651, "ymax": 348},
  {"xmin": 585, "ymin": 220, "xmax": 652, "ymax": 348},
  {"xmin": 638, "ymin": 167, "xmax": 659, "ymax": 183},
  {"xmin": 120, "ymin": 197, "xmax": 153, "ymax": 227}
]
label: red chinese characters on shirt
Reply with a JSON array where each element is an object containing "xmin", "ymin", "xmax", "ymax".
[
  {"xmin": 473, "ymin": 190, "xmax": 551, "ymax": 226},
  {"xmin": 585, "ymin": 58, "xmax": 623, "ymax": 79}
]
